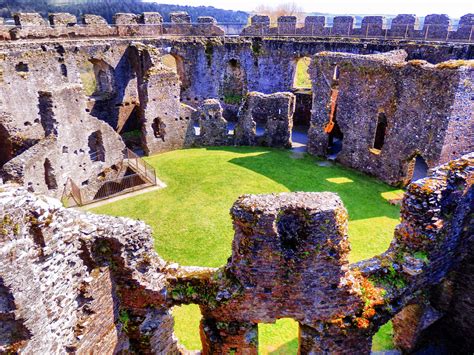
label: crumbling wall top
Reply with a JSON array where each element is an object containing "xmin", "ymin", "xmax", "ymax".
[{"xmin": 169, "ymin": 11, "xmax": 191, "ymax": 24}]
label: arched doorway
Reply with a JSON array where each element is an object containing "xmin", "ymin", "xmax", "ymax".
[
  {"xmin": 119, "ymin": 104, "xmax": 143, "ymax": 152},
  {"xmin": 293, "ymin": 57, "xmax": 311, "ymax": 89},
  {"xmin": 162, "ymin": 54, "xmax": 188, "ymax": 97},
  {"xmin": 292, "ymin": 57, "xmax": 312, "ymax": 152},
  {"xmin": 221, "ymin": 59, "xmax": 246, "ymax": 106}
]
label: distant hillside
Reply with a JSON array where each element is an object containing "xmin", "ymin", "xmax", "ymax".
[{"xmin": 0, "ymin": 0, "xmax": 249, "ymax": 23}]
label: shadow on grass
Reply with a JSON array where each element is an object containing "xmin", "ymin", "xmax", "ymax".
[
  {"xmin": 268, "ymin": 338, "xmax": 299, "ymax": 354},
  {"xmin": 206, "ymin": 146, "xmax": 400, "ymax": 222}
]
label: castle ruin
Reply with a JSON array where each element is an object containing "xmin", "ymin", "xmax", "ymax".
[{"xmin": 0, "ymin": 10, "xmax": 473, "ymax": 354}]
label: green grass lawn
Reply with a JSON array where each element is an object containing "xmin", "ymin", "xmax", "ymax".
[
  {"xmin": 91, "ymin": 147, "xmax": 401, "ymax": 354},
  {"xmin": 294, "ymin": 57, "xmax": 312, "ymax": 88}
]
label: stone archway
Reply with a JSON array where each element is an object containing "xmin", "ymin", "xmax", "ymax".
[
  {"xmin": 162, "ymin": 53, "xmax": 188, "ymax": 96},
  {"xmin": 220, "ymin": 59, "xmax": 246, "ymax": 106}
]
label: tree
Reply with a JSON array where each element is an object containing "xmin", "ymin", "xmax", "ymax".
[{"xmin": 253, "ymin": 2, "xmax": 305, "ymax": 25}]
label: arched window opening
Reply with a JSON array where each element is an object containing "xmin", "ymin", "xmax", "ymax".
[
  {"xmin": 373, "ymin": 112, "xmax": 388, "ymax": 151},
  {"xmin": 162, "ymin": 54, "xmax": 188, "ymax": 95},
  {"xmin": 43, "ymin": 158, "xmax": 58, "ymax": 190},
  {"xmin": 79, "ymin": 59, "xmax": 115, "ymax": 98},
  {"xmin": 411, "ymin": 155, "xmax": 429, "ymax": 182},
  {"xmin": 60, "ymin": 63, "xmax": 68, "ymax": 78},
  {"xmin": 333, "ymin": 65, "xmax": 340, "ymax": 80},
  {"xmin": 293, "ymin": 57, "xmax": 311, "ymax": 89},
  {"xmin": 152, "ymin": 117, "xmax": 166, "ymax": 140},
  {"xmin": 251, "ymin": 108, "xmax": 267, "ymax": 138},
  {"xmin": 221, "ymin": 59, "xmax": 246, "ymax": 106},
  {"xmin": 193, "ymin": 121, "xmax": 201, "ymax": 136},
  {"xmin": 88, "ymin": 130, "xmax": 105, "ymax": 162},
  {"xmin": 38, "ymin": 91, "xmax": 57, "ymax": 137}
]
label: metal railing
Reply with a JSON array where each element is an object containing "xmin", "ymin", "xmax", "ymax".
[
  {"xmin": 89, "ymin": 149, "xmax": 105, "ymax": 162},
  {"xmin": 61, "ymin": 177, "xmax": 83, "ymax": 207},
  {"xmin": 0, "ymin": 22, "xmax": 472, "ymax": 43},
  {"xmin": 92, "ymin": 172, "xmax": 150, "ymax": 201},
  {"xmin": 124, "ymin": 148, "xmax": 157, "ymax": 185},
  {"xmin": 238, "ymin": 23, "xmax": 474, "ymax": 42},
  {"xmin": 61, "ymin": 149, "xmax": 158, "ymax": 207}
]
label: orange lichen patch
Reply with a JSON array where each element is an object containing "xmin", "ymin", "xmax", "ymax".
[
  {"xmin": 324, "ymin": 88, "xmax": 339, "ymax": 134},
  {"xmin": 348, "ymin": 271, "xmax": 387, "ymax": 329},
  {"xmin": 355, "ymin": 317, "xmax": 370, "ymax": 329},
  {"xmin": 407, "ymin": 59, "xmax": 428, "ymax": 67},
  {"xmin": 436, "ymin": 60, "xmax": 474, "ymax": 70},
  {"xmin": 394, "ymin": 224, "xmax": 424, "ymax": 248}
]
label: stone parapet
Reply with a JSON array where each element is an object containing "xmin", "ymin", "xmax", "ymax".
[{"xmin": 1, "ymin": 11, "xmax": 472, "ymax": 41}]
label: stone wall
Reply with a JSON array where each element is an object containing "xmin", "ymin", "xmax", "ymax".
[
  {"xmin": 0, "ymin": 37, "xmax": 471, "ymax": 190},
  {"xmin": 1, "ymin": 153, "xmax": 472, "ymax": 353},
  {"xmin": 164, "ymin": 36, "xmax": 471, "ymax": 110},
  {"xmin": 0, "ymin": 42, "xmax": 126, "ymax": 198},
  {"xmin": 307, "ymin": 50, "xmax": 473, "ymax": 186},
  {"xmin": 2, "ymin": 11, "xmax": 474, "ymax": 41},
  {"xmin": 0, "ymin": 183, "xmax": 181, "ymax": 353},
  {"xmin": 235, "ymin": 91, "xmax": 295, "ymax": 148}
]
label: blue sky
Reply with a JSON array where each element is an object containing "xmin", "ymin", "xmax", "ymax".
[{"xmin": 144, "ymin": 0, "xmax": 473, "ymax": 18}]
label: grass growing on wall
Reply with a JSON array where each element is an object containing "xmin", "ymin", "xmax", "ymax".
[{"xmin": 91, "ymin": 147, "xmax": 401, "ymax": 353}]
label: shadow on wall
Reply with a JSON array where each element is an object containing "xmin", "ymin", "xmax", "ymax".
[
  {"xmin": 80, "ymin": 48, "xmax": 137, "ymax": 131},
  {"xmin": 205, "ymin": 146, "xmax": 400, "ymax": 222}
]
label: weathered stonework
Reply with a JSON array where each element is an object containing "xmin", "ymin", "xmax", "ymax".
[
  {"xmin": 194, "ymin": 99, "xmax": 229, "ymax": 146},
  {"xmin": 1, "ymin": 10, "xmax": 473, "ymax": 43},
  {"xmin": 235, "ymin": 91, "xmax": 295, "ymax": 148},
  {"xmin": 0, "ymin": 42, "xmax": 125, "ymax": 199},
  {"xmin": 1, "ymin": 153, "xmax": 472, "ymax": 353},
  {"xmin": 307, "ymin": 50, "xmax": 473, "ymax": 186},
  {"xmin": 0, "ymin": 184, "xmax": 179, "ymax": 353},
  {"xmin": 0, "ymin": 16, "xmax": 471, "ymax": 194},
  {"xmin": 0, "ymin": 8, "xmax": 471, "ymax": 354}
]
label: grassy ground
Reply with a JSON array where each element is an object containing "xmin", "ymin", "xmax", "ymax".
[
  {"xmin": 91, "ymin": 147, "xmax": 402, "ymax": 353},
  {"xmin": 294, "ymin": 57, "xmax": 312, "ymax": 88}
]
